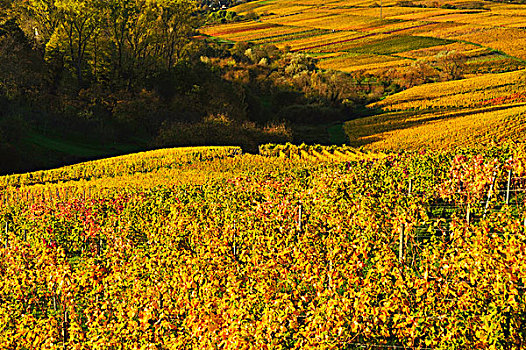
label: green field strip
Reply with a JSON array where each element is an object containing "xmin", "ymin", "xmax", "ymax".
[
  {"xmin": 345, "ymin": 35, "xmax": 454, "ymax": 55},
  {"xmin": 199, "ymin": 34, "xmax": 237, "ymax": 45},
  {"xmin": 24, "ymin": 131, "xmax": 142, "ymax": 158},
  {"xmin": 327, "ymin": 123, "xmax": 348, "ymax": 144}
]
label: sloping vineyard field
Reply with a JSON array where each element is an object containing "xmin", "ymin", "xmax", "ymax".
[
  {"xmin": 213, "ymin": 25, "xmax": 305, "ymax": 43},
  {"xmin": 347, "ymin": 105, "xmax": 526, "ymax": 151},
  {"xmin": 1, "ymin": 145, "xmax": 526, "ymax": 348},
  {"xmin": 317, "ymin": 53, "xmax": 406, "ymax": 73},
  {"xmin": 202, "ymin": 0, "xmax": 526, "ymax": 74},
  {"xmin": 371, "ymin": 69, "xmax": 526, "ymax": 112},
  {"xmin": 0, "ymin": 146, "xmax": 241, "ymax": 189},
  {"xmin": 343, "ymin": 68, "xmax": 526, "ymax": 151},
  {"xmin": 398, "ymin": 41, "xmax": 487, "ymax": 59}
]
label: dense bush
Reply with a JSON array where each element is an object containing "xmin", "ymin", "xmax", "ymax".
[{"xmin": 154, "ymin": 115, "xmax": 292, "ymax": 152}]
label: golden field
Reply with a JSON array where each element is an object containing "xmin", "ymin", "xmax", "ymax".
[
  {"xmin": 345, "ymin": 104, "xmax": 526, "ymax": 150},
  {"xmin": 371, "ymin": 69, "xmax": 526, "ymax": 111},
  {"xmin": 345, "ymin": 68, "xmax": 526, "ymax": 150},
  {"xmin": 202, "ymin": 0, "xmax": 526, "ymax": 74}
]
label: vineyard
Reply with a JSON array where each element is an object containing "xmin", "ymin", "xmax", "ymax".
[
  {"xmin": 1, "ymin": 145, "xmax": 526, "ymax": 348},
  {"xmin": 0, "ymin": 147, "xmax": 241, "ymax": 189},
  {"xmin": 346, "ymin": 104, "xmax": 526, "ymax": 151},
  {"xmin": 258, "ymin": 143, "xmax": 387, "ymax": 161},
  {"xmin": 371, "ymin": 70, "xmax": 526, "ymax": 112},
  {"xmin": 202, "ymin": 0, "xmax": 526, "ymax": 74},
  {"xmin": 341, "ymin": 67, "xmax": 526, "ymax": 151}
]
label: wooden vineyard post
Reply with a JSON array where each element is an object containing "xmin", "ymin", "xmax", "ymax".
[
  {"xmin": 62, "ymin": 309, "xmax": 68, "ymax": 350},
  {"xmin": 328, "ymin": 260, "xmax": 333, "ymax": 289},
  {"xmin": 506, "ymin": 169, "xmax": 512, "ymax": 205},
  {"xmin": 466, "ymin": 203, "xmax": 470, "ymax": 224},
  {"xmin": 232, "ymin": 221, "xmax": 237, "ymax": 260},
  {"xmin": 398, "ymin": 224, "xmax": 404, "ymax": 263},
  {"xmin": 53, "ymin": 287, "xmax": 57, "ymax": 312},
  {"xmin": 399, "ymin": 179, "xmax": 413, "ymax": 264},
  {"xmin": 298, "ymin": 202, "xmax": 303, "ymax": 232},
  {"xmin": 4, "ymin": 222, "xmax": 7, "ymax": 249}
]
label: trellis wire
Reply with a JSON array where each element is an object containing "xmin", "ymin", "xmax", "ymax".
[{"xmin": 347, "ymin": 343, "xmax": 432, "ymax": 350}]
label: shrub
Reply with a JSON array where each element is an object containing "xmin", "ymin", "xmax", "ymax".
[{"xmin": 154, "ymin": 115, "xmax": 291, "ymax": 153}]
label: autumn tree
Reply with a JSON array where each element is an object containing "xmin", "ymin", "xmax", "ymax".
[
  {"xmin": 435, "ymin": 50, "xmax": 467, "ymax": 81},
  {"xmin": 155, "ymin": 0, "xmax": 196, "ymax": 69},
  {"xmin": 13, "ymin": 0, "xmax": 197, "ymax": 89},
  {"xmin": 52, "ymin": 0, "xmax": 106, "ymax": 87},
  {"xmin": 0, "ymin": 0, "xmax": 12, "ymax": 22},
  {"xmin": 13, "ymin": 0, "xmax": 60, "ymax": 47}
]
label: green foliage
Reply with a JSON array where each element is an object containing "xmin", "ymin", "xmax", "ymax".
[
  {"xmin": 0, "ymin": 18, "xmax": 47, "ymax": 98},
  {"xmin": 244, "ymin": 44, "xmax": 281, "ymax": 64},
  {"xmin": 348, "ymin": 35, "xmax": 454, "ymax": 56},
  {"xmin": 15, "ymin": 0, "xmax": 197, "ymax": 88},
  {"xmin": 280, "ymin": 52, "xmax": 317, "ymax": 75},
  {"xmin": 206, "ymin": 10, "xmax": 241, "ymax": 24}
]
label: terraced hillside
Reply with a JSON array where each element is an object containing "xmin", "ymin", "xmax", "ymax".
[
  {"xmin": 202, "ymin": 0, "xmax": 526, "ymax": 74},
  {"xmin": 345, "ymin": 69, "xmax": 526, "ymax": 150}
]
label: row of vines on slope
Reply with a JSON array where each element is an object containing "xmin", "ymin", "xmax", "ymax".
[
  {"xmin": 0, "ymin": 146, "xmax": 242, "ymax": 189},
  {"xmin": 0, "ymin": 146, "xmax": 525, "ymax": 349}
]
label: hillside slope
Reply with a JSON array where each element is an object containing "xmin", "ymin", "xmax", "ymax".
[
  {"xmin": 1, "ymin": 145, "xmax": 525, "ymax": 348},
  {"xmin": 344, "ymin": 69, "xmax": 526, "ymax": 150},
  {"xmin": 203, "ymin": 0, "xmax": 526, "ymax": 74}
]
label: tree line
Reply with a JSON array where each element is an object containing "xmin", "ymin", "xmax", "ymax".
[
  {"xmin": 0, "ymin": 0, "xmax": 473, "ymax": 174},
  {"xmin": 7, "ymin": 0, "xmax": 196, "ymax": 89}
]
